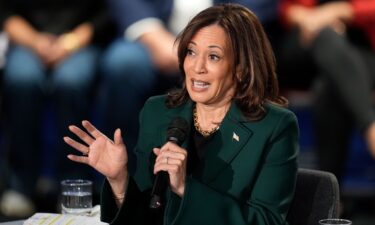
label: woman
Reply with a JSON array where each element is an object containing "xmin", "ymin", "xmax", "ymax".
[{"xmin": 64, "ymin": 3, "xmax": 299, "ymax": 225}]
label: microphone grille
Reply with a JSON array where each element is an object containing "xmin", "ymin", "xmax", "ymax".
[{"xmin": 166, "ymin": 117, "xmax": 190, "ymax": 145}]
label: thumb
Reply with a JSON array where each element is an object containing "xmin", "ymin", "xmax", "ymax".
[
  {"xmin": 114, "ymin": 128, "xmax": 124, "ymax": 146},
  {"xmin": 153, "ymin": 148, "xmax": 161, "ymax": 156}
]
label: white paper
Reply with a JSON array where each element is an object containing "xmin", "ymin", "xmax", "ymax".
[{"xmin": 23, "ymin": 212, "xmax": 108, "ymax": 225}]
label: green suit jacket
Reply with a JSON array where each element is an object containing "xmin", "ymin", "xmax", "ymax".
[{"xmin": 101, "ymin": 95, "xmax": 299, "ymax": 225}]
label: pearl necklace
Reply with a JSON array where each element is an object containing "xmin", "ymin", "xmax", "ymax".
[{"xmin": 193, "ymin": 106, "xmax": 220, "ymax": 137}]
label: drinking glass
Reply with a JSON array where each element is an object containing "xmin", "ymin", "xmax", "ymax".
[
  {"xmin": 319, "ymin": 219, "xmax": 352, "ymax": 225},
  {"xmin": 60, "ymin": 179, "xmax": 93, "ymax": 215}
]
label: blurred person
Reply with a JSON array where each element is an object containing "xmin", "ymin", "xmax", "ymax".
[
  {"xmin": 99, "ymin": 0, "xmax": 283, "ymax": 171},
  {"xmin": 279, "ymin": 0, "xmax": 375, "ymax": 182},
  {"xmin": 0, "ymin": 31, "xmax": 7, "ymax": 68},
  {"xmin": 0, "ymin": 31, "xmax": 7, "ymax": 201},
  {"xmin": 65, "ymin": 4, "xmax": 299, "ymax": 225},
  {"xmin": 0, "ymin": 0, "xmax": 114, "ymax": 217}
]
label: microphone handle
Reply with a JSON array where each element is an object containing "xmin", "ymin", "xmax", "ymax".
[
  {"xmin": 149, "ymin": 171, "xmax": 169, "ymax": 209},
  {"xmin": 149, "ymin": 139, "xmax": 177, "ymax": 209}
]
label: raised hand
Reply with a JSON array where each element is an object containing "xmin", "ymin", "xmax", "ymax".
[{"xmin": 63, "ymin": 120, "xmax": 128, "ymax": 182}]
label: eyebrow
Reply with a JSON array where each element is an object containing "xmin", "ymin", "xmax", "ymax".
[{"xmin": 189, "ymin": 41, "xmax": 224, "ymax": 51}]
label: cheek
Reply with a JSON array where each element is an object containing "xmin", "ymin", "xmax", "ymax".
[
  {"xmin": 184, "ymin": 61, "xmax": 195, "ymax": 80},
  {"xmin": 218, "ymin": 74, "xmax": 234, "ymax": 91},
  {"xmin": 183, "ymin": 58, "xmax": 192, "ymax": 71}
]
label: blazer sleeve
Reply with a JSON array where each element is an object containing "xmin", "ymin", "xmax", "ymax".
[
  {"xmin": 100, "ymin": 177, "xmax": 160, "ymax": 225},
  {"xmin": 166, "ymin": 112, "xmax": 299, "ymax": 225}
]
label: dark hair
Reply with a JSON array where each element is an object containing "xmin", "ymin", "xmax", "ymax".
[{"xmin": 166, "ymin": 3, "xmax": 287, "ymax": 120}]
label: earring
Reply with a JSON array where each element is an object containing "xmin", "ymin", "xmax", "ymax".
[{"xmin": 237, "ymin": 75, "xmax": 242, "ymax": 82}]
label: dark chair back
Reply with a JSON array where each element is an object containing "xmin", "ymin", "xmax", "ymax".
[{"xmin": 287, "ymin": 168, "xmax": 340, "ymax": 225}]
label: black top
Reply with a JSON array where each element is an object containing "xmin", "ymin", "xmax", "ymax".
[
  {"xmin": 151, "ymin": 126, "xmax": 217, "ymax": 225},
  {"xmin": 187, "ymin": 127, "xmax": 216, "ymax": 175},
  {"xmin": 0, "ymin": 0, "xmax": 115, "ymax": 44}
]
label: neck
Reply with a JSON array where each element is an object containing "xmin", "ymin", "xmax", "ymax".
[{"xmin": 195, "ymin": 102, "xmax": 231, "ymax": 130}]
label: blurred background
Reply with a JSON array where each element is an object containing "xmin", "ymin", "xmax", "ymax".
[{"xmin": 1, "ymin": 0, "xmax": 375, "ymax": 224}]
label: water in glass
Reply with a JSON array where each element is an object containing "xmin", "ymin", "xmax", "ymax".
[{"xmin": 61, "ymin": 179, "xmax": 93, "ymax": 215}]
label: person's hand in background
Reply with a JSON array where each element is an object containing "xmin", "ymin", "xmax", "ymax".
[
  {"xmin": 139, "ymin": 26, "xmax": 179, "ymax": 74},
  {"xmin": 286, "ymin": 2, "xmax": 353, "ymax": 47},
  {"xmin": 51, "ymin": 23, "xmax": 94, "ymax": 66}
]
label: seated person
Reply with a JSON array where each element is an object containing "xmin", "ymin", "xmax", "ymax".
[
  {"xmin": 64, "ymin": 4, "xmax": 299, "ymax": 224},
  {"xmin": 100, "ymin": 0, "xmax": 283, "ymax": 159},
  {"xmin": 0, "ymin": 0, "xmax": 113, "ymax": 216},
  {"xmin": 279, "ymin": 0, "xmax": 375, "ymax": 182}
]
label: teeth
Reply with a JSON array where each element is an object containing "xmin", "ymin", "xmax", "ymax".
[{"xmin": 193, "ymin": 80, "xmax": 209, "ymax": 88}]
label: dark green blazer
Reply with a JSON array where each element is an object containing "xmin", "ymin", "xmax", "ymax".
[{"xmin": 101, "ymin": 95, "xmax": 299, "ymax": 225}]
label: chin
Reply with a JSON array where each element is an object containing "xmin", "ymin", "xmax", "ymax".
[{"xmin": 191, "ymin": 96, "xmax": 211, "ymax": 105}]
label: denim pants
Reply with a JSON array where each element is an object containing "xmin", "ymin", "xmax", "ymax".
[
  {"xmin": 3, "ymin": 45, "xmax": 100, "ymax": 197},
  {"xmin": 99, "ymin": 38, "xmax": 180, "ymax": 173}
]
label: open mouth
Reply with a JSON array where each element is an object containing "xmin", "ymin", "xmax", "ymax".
[{"xmin": 192, "ymin": 79, "xmax": 210, "ymax": 90}]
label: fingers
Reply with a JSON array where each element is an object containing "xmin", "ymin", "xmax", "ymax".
[
  {"xmin": 153, "ymin": 143, "xmax": 187, "ymax": 197},
  {"xmin": 155, "ymin": 142, "xmax": 187, "ymax": 162},
  {"xmin": 160, "ymin": 142, "xmax": 187, "ymax": 153},
  {"xmin": 153, "ymin": 143, "xmax": 187, "ymax": 174},
  {"xmin": 63, "ymin": 136, "xmax": 90, "ymax": 155},
  {"xmin": 114, "ymin": 128, "xmax": 124, "ymax": 146},
  {"xmin": 82, "ymin": 120, "xmax": 106, "ymax": 140},
  {"xmin": 154, "ymin": 149, "xmax": 186, "ymax": 164},
  {"xmin": 153, "ymin": 150, "xmax": 182, "ymax": 174},
  {"xmin": 69, "ymin": 125, "xmax": 95, "ymax": 146},
  {"xmin": 67, "ymin": 154, "xmax": 89, "ymax": 165},
  {"xmin": 154, "ymin": 162, "xmax": 181, "ymax": 175}
]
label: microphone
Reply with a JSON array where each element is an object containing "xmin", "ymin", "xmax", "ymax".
[{"xmin": 149, "ymin": 117, "xmax": 190, "ymax": 209}]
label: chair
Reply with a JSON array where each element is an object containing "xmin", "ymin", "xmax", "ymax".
[{"xmin": 287, "ymin": 168, "xmax": 340, "ymax": 225}]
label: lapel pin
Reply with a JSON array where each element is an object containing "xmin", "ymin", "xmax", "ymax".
[{"xmin": 232, "ymin": 132, "xmax": 240, "ymax": 142}]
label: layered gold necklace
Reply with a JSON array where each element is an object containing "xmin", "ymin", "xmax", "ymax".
[{"xmin": 193, "ymin": 106, "xmax": 221, "ymax": 137}]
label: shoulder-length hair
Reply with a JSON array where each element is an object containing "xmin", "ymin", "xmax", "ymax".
[{"xmin": 166, "ymin": 3, "xmax": 287, "ymax": 120}]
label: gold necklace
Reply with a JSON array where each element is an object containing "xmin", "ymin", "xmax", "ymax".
[{"xmin": 193, "ymin": 106, "xmax": 220, "ymax": 137}]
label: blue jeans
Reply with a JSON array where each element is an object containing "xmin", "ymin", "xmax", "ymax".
[
  {"xmin": 3, "ymin": 45, "xmax": 100, "ymax": 196},
  {"xmin": 99, "ymin": 39, "xmax": 181, "ymax": 172},
  {"xmin": 99, "ymin": 39, "xmax": 155, "ymax": 151}
]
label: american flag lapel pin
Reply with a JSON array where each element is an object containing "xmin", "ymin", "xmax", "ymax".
[{"xmin": 232, "ymin": 132, "xmax": 240, "ymax": 142}]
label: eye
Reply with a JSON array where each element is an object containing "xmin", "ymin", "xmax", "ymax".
[
  {"xmin": 186, "ymin": 48, "xmax": 195, "ymax": 56},
  {"xmin": 209, "ymin": 54, "xmax": 220, "ymax": 61}
]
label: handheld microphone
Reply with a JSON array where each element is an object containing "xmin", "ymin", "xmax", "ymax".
[{"xmin": 149, "ymin": 117, "xmax": 190, "ymax": 209}]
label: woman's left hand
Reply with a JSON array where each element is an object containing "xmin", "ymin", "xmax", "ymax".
[{"xmin": 153, "ymin": 142, "xmax": 188, "ymax": 197}]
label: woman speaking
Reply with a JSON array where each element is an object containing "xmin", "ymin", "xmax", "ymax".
[{"xmin": 64, "ymin": 3, "xmax": 299, "ymax": 225}]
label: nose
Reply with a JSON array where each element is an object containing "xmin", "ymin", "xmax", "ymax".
[{"xmin": 193, "ymin": 56, "xmax": 207, "ymax": 74}]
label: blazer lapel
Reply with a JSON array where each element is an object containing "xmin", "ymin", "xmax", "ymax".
[
  {"xmin": 198, "ymin": 103, "xmax": 253, "ymax": 183},
  {"xmin": 154, "ymin": 99, "xmax": 253, "ymax": 183}
]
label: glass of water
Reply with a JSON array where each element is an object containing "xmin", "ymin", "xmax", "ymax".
[
  {"xmin": 319, "ymin": 219, "xmax": 352, "ymax": 225},
  {"xmin": 61, "ymin": 179, "xmax": 93, "ymax": 215}
]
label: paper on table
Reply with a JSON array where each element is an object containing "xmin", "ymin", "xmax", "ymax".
[{"xmin": 23, "ymin": 212, "xmax": 108, "ymax": 225}]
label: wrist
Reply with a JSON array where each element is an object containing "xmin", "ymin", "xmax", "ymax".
[
  {"xmin": 60, "ymin": 32, "xmax": 81, "ymax": 52},
  {"xmin": 173, "ymin": 185, "xmax": 185, "ymax": 198},
  {"xmin": 107, "ymin": 170, "xmax": 128, "ymax": 198}
]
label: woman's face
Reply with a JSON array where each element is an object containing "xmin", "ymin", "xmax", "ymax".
[{"xmin": 183, "ymin": 24, "xmax": 235, "ymax": 107}]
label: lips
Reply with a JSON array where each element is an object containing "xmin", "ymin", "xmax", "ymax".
[{"xmin": 192, "ymin": 79, "xmax": 210, "ymax": 89}]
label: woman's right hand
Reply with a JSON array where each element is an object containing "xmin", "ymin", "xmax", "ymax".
[{"xmin": 63, "ymin": 120, "xmax": 128, "ymax": 183}]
